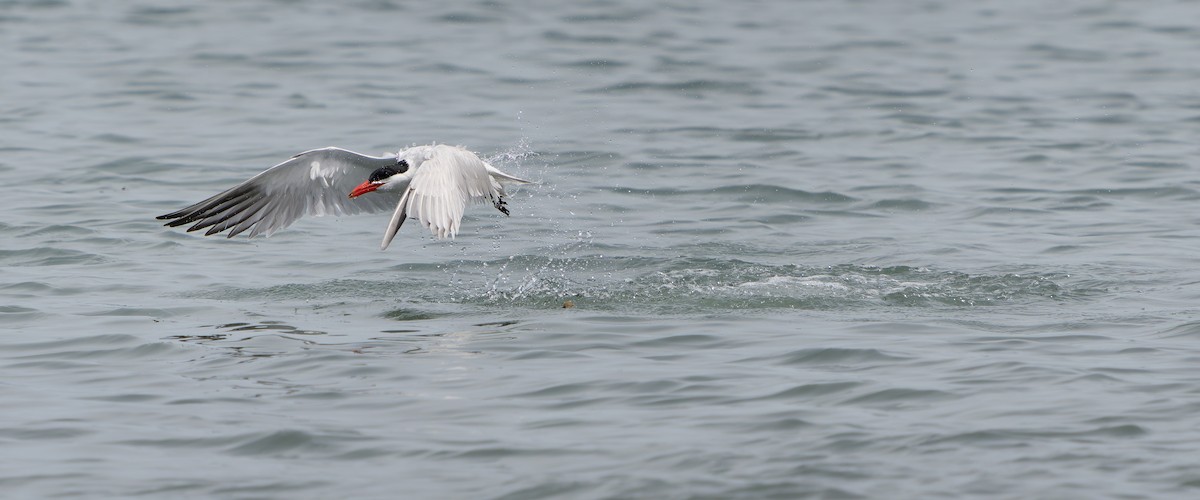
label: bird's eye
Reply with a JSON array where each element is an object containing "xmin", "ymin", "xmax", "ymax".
[{"xmin": 395, "ymin": 159, "xmax": 409, "ymax": 174}]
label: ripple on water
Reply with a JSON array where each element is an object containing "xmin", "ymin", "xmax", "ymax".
[
  {"xmin": 12, "ymin": 341, "xmax": 177, "ymax": 361},
  {"xmin": 224, "ymin": 429, "xmax": 353, "ymax": 456},
  {"xmin": 613, "ymin": 126, "xmax": 822, "ymax": 143},
  {"xmin": 0, "ymin": 247, "xmax": 107, "ymax": 266},
  {"xmin": 6, "ymin": 333, "xmax": 143, "ymax": 352},
  {"xmin": 473, "ymin": 259, "xmax": 1087, "ymax": 312},
  {"xmin": 736, "ymin": 381, "xmax": 863, "ymax": 403},
  {"xmin": 749, "ymin": 347, "xmax": 913, "ymax": 366},
  {"xmin": 190, "ymin": 256, "xmax": 1093, "ymax": 316},
  {"xmin": 922, "ymin": 424, "xmax": 1148, "ymax": 447},
  {"xmin": 187, "ymin": 279, "xmax": 418, "ymax": 302},
  {"xmin": 587, "ymin": 79, "xmax": 762, "ymax": 96},
  {"xmin": 610, "ymin": 184, "xmax": 858, "ymax": 204},
  {"xmin": 839, "ymin": 387, "xmax": 959, "ymax": 407},
  {"xmin": 0, "ymin": 305, "xmax": 44, "ymax": 322}
]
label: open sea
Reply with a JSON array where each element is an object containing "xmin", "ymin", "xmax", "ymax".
[{"xmin": 5, "ymin": 1, "xmax": 1200, "ymax": 498}]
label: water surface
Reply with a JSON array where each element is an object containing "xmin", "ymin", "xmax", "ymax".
[{"xmin": 4, "ymin": 1, "xmax": 1200, "ymax": 498}]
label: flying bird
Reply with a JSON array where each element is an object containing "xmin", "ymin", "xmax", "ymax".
[{"xmin": 157, "ymin": 145, "xmax": 531, "ymax": 250}]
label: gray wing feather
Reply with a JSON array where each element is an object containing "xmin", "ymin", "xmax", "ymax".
[{"xmin": 157, "ymin": 147, "xmax": 400, "ymax": 238}]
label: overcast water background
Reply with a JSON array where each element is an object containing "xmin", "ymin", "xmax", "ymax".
[{"xmin": 4, "ymin": 1, "xmax": 1200, "ymax": 498}]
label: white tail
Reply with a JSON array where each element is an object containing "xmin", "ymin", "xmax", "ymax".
[{"xmin": 484, "ymin": 162, "xmax": 534, "ymax": 184}]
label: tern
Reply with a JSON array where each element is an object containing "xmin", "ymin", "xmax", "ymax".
[{"xmin": 157, "ymin": 144, "xmax": 532, "ymax": 250}]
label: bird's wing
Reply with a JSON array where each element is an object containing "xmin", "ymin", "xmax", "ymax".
[
  {"xmin": 380, "ymin": 146, "xmax": 501, "ymax": 249},
  {"xmin": 157, "ymin": 147, "xmax": 401, "ymax": 238}
]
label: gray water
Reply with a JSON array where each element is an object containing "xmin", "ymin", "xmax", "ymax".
[{"xmin": 3, "ymin": 1, "xmax": 1200, "ymax": 498}]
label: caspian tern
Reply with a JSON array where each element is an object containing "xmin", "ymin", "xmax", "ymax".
[{"xmin": 157, "ymin": 144, "xmax": 532, "ymax": 250}]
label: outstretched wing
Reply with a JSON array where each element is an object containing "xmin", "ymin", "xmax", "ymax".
[
  {"xmin": 157, "ymin": 147, "xmax": 401, "ymax": 238},
  {"xmin": 380, "ymin": 145, "xmax": 505, "ymax": 249}
]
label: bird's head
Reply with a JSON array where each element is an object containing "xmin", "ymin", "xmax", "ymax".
[{"xmin": 348, "ymin": 159, "xmax": 410, "ymax": 198}]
